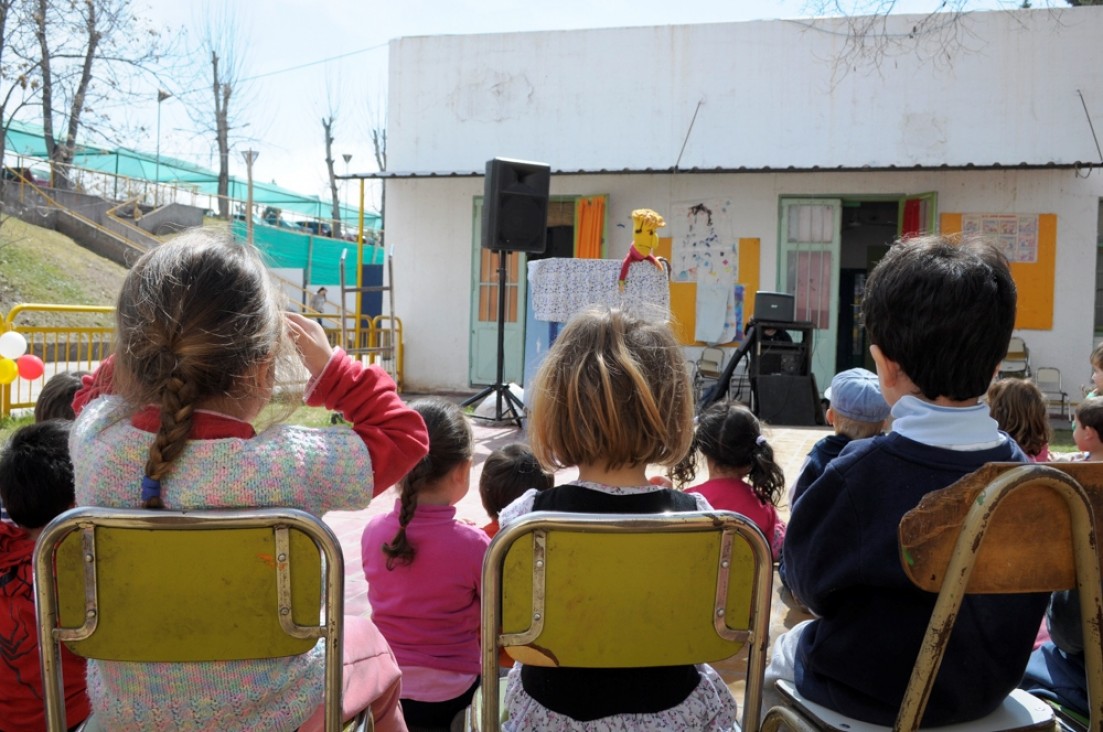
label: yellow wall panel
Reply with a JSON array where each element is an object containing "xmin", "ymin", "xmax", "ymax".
[{"xmin": 940, "ymin": 213, "xmax": 1054, "ymax": 330}]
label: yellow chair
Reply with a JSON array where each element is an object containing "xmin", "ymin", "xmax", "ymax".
[
  {"xmin": 33, "ymin": 506, "xmax": 358, "ymax": 732},
  {"xmin": 761, "ymin": 463, "xmax": 1103, "ymax": 732},
  {"xmin": 467, "ymin": 509, "xmax": 774, "ymax": 732}
]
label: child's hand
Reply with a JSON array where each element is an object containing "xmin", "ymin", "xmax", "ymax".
[{"xmin": 286, "ymin": 312, "xmax": 334, "ymax": 378}]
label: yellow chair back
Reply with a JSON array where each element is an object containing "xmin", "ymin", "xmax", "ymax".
[
  {"xmin": 35, "ymin": 506, "xmax": 345, "ymax": 732},
  {"xmin": 478, "ymin": 510, "xmax": 773, "ymax": 732}
]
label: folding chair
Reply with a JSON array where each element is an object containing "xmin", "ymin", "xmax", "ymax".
[
  {"xmin": 694, "ymin": 345, "xmax": 727, "ymax": 403},
  {"xmin": 466, "ymin": 509, "xmax": 774, "ymax": 732},
  {"xmin": 34, "ymin": 506, "xmax": 360, "ymax": 732},
  {"xmin": 761, "ymin": 463, "xmax": 1103, "ymax": 732},
  {"xmin": 1035, "ymin": 367, "xmax": 1071, "ymax": 421},
  {"xmin": 999, "ymin": 336, "xmax": 1031, "ymax": 379}
]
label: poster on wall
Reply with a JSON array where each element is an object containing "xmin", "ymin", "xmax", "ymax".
[
  {"xmin": 669, "ymin": 199, "xmax": 738, "ymax": 283},
  {"xmin": 669, "ymin": 198, "xmax": 747, "ymax": 343},
  {"xmin": 961, "ymin": 213, "xmax": 1039, "ymax": 264}
]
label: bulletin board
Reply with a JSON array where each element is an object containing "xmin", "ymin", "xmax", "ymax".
[
  {"xmin": 657, "ymin": 236, "xmax": 761, "ymax": 345},
  {"xmin": 940, "ymin": 213, "xmax": 1055, "ymax": 330}
]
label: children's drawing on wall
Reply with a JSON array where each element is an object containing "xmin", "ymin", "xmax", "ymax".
[
  {"xmin": 962, "ymin": 213, "xmax": 1039, "ymax": 263},
  {"xmin": 671, "ymin": 198, "xmax": 744, "ymax": 344}
]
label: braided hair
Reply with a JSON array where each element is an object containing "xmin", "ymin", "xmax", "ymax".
[
  {"xmin": 382, "ymin": 398, "xmax": 473, "ymax": 569},
  {"xmin": 112, "ymin": 228, "xmax": 289, "ymax": 508},
  {"xmin": 670, "ymin": 401, "xmax": 785, "ymax": 506}
]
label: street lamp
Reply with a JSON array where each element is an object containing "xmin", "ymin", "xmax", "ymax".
[
  {"xmin": 242, "ymin": 149, "xmax": 259, "ymax": 245},
  {"xmin": 155, "ymin": 90, "xmax": 171, "ymax": 205}
]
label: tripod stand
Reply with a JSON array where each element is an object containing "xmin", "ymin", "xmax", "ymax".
[{"xmin": 460, "ymin": 249, "xmax": 526, "ymax": 428}]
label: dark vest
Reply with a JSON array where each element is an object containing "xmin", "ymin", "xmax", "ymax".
[{"xmin": 521, "ymin": 484, "xmax": 701, "ymax": 721}]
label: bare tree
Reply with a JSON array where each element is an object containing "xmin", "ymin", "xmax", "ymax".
[
  {"xmin": 33, "ymin": 0, "xmax": 164, "ymax": 188},
  {"xmin": 321, "ymin": 114, "xmax": 341, "ymax": 239},
  {"xmin": 0, "ymin": 0, "xmax": 43, "ymax": 192},
  {"xmin": 800, "ymin": 1, "xmax": 1088, "ymax": 82},
  {"xmin": 182, "ymin": 2, "xmax": 251, "ymax": 219}
]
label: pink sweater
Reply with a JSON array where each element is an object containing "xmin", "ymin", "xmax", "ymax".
[
  {"xmin": 688, "ymin": 477, "xmax": 787, "ymax": 560},
  {"xmin": 361, "ymin": 501, "xmax": 490, "ymax": 675}
]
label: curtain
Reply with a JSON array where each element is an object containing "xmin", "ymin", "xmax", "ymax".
[{"xmin": 575, "ymin": 196, "xmax": 605, "ymax": 259}]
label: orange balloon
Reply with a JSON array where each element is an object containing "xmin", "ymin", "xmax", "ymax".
[
  {"xmin": 0, "ymin": 358, "xmax": 17, "ymax": 385},
  {"xmin": 16, "ymin": 354, "xmax": 43, "ymax": 380}
]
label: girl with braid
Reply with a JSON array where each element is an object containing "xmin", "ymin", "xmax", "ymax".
[
  {"xmin": 671, "ymin": 401, "xmax": 787, "ymax": 560},
  {"xmin": 68, "ymin": 228, "xmax": 428, "ymax": 732},
  {"xmin": 360, "ymin": 398, "xmax": 490, "ymax": 730}
]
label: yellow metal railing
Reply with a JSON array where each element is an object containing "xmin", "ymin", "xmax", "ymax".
[
  {"xmin": 0, "ymin": 304, "xmax": 406, "ymax": 417},
  {"xmin": 0, "ymin": 304, "xmax": 115, "ymax": 417}
]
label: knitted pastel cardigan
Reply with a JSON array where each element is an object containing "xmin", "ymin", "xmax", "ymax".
[{"xmin": 70, "ymin": 395, "xmax": 372, "ymax": 730}]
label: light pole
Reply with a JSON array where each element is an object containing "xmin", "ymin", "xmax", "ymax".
[
  {"xmin": 242, "ymin": 149, "xmax": 259, "ymax": 245},
  {"xmin": 155, "ymin": 90, "xmax": 171, "ymax": 204}
]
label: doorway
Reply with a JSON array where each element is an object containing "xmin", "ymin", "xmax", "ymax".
[{"xmin": 778, "ymin": 194, "xmax": 932, "ymax": 391}]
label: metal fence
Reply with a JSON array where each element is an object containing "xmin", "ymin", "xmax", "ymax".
[{"xmin": 0, "ymin": 304, "xmax": 404, "ymax": 417}]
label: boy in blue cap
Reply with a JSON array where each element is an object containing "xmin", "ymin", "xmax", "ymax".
[{"xmin": 788, "ymin": 367, "xmax": 890, "ymax": 507}]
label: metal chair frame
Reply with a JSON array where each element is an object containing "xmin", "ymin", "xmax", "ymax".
[
  {"xmin": 469, "ymin": 509, "xmax": 774, "ymax": 732},
  {"xmin": 34, "ymin": 506, "xmax": 347, "ymax": 732},
  {"xmin": 762, "ymin": 464, "xmax": 1103, "ymax": 732}
]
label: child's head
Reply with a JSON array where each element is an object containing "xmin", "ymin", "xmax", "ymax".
[
  {"xmin": 113, "ymin": 228, "xmax": 291, "ymax": 507},
  {"xmin": 1090, "ymin": 341, "xmax": 1103, "ymax": 394},
  {"xmin": 529, "ymin": 307, "xmax": 694, "ymax": 472},
  {"xmin": 33, "ymin": 370, "xmax": 89, "ymax": 422},
  {"xmin": 670, "ymin": 401, "xmax": 785, "ymax": 506},
  {"xmin": 1074, "ymin": 397, "xmax": 1103, "ymax": 457},
  {"xmin": 383, "ymin": 398, "xmax": 474, "ymax": 569},
  {"xmin": 863, "ymin": 235, "xmax": 1015, "ymax": 403},
  {"xmin": 826, "ymin": 368, "xmax": 889, "ymax": 440},
  {"xmin": 0, "ymin": 420, "xmax": 73, "ymax": 530},
  {"xmin": 479, "ymin": 442, "xmax": 554, "ymax": 519},
  {"xmin": 986, "ymin": 377, "xmax": 1052, "ymax": 458}
]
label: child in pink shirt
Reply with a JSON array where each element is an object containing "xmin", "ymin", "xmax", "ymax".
[
  {"xmin": 361, "ymin": 398, "xmax": 490, "ymax": 729},
  {"xmin": 673, "ymin": 400, "xmax": 787, "ymax": 559}
]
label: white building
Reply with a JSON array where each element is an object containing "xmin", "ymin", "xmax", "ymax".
[{"xmin": 380, "ymin": 7, "xmax": 1103, "ymax": 403}]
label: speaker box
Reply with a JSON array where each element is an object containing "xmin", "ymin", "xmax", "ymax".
[
  {"xmin": 756, "ymin": 375, "xmax": 822, "ymax": 426},
  {"xmin": 482, "ymin": 158, "xmax": 550, "ymax": 253}
]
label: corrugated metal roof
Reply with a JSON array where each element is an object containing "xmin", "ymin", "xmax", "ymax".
[{"xmin": 343, "ymin": 160, "xmax": 1103, "ymax": 180}]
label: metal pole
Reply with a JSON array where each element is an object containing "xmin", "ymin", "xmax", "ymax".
[
  {"xmin": 155, "ymin": 90, "xmax": 171, "ymax": 205},
  {"xmin": 242, "ymin": 149, "xmax": 258, "ymax": 245}
]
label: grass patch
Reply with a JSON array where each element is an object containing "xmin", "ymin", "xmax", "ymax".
[{"xmin": 0, "ymin": 217, "xmax": 126, "ymax": 327}]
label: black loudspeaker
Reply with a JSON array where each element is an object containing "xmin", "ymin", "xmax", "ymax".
[
  {"xmin": 482, "ymin": 157, "xmax": 550, "ymax": 253},
  {"xmin": 756, "ymin": 375, "xmax": 822, "ymax": 426}
]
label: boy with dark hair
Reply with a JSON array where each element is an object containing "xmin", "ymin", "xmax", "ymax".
[
  {"xmin": 1072, "ymin": 396, "xmax": 1103, "ymax": 461},
  {"xmin": 0, "ymin": 420, "xmax": 90, "ymax": 731},
  {"xmin": 479, "ymin": 442, "xmax": 554, "ymax": 538},
  {"xmin": 766, "ymin": 236, "xmax": 1048, "ymax": 725}
]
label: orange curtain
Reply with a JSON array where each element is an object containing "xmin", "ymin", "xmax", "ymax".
[{"xmin": 575, "ymin": 196, "xmax": 605, "ymax": 259}]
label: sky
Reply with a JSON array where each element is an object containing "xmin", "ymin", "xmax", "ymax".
[{"xmin": 134, "ymin": 0, "xmax": 1017, "ymax": 216}]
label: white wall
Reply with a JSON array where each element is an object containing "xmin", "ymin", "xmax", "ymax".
[
  {"xmin": 385, "ymin": 8, "xmax": 1103, "ymax": 396},
  {"xmin": 388, "ymin": 8, "xmax": 1103, "ymax": 173},
  {"xmin": 390, "ymin": 167, "xmax": 1102, "ymax": 394}
]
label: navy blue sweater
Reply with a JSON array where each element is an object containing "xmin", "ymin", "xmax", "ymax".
[{"xmin": 785, "ymin": 432, "xmax": 1049, "ymax": 726}]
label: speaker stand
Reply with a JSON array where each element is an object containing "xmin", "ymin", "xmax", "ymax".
[{"xmin": 460, "ymin": 249, "xmax": 526, "ymax": 429}]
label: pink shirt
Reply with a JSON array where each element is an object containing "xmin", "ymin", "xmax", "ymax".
[
  {"xmin": 361, "ymin": 501, "xmax": 489, "ymax": 683},
  {"xmin": 687, "ymin": 477, "xmax": 787, "ymax": 560}
]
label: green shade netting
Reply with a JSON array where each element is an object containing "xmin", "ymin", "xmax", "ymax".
[
  {"xmin": 3, "ymin": 119, "xmax": 379, "ymax": 228},
  {"xmin": 230, "ymin": 221, "xmax": 385, "ymax": 286}
]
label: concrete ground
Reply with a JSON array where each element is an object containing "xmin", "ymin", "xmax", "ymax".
[{"xmin": 323, "ymin": 410, "xmax": 828, "ymax": 704}]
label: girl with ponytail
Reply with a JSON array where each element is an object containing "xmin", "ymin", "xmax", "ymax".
[
  {"xmin": 672, "ymin": 400, "xmax": 788, "ymax": 560},
  {"xmin": 360, "ymin": 397, "xmax": 490, "ymax": 729},
  {"xmin": 68, "ymin": 227, "xmax": 427, "ymax": 732}
]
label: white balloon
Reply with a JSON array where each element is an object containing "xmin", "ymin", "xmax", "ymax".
[{"xmin": 0, "ymin": 331, "xmax": 27, "ymax": 359}]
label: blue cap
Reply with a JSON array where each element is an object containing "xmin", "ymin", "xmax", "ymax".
[{"xmin": 825, "ymin": 368, "xmax": 890, "ymax": 423}]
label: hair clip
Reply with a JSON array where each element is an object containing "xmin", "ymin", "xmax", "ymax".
[{"xmin": 140, "ymin": 475, "xmax": 162, "ymax": 503}]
